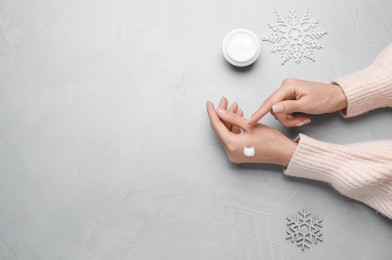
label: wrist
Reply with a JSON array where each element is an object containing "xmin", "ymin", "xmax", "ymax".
[
  {"xmin": 331, "ymin": 83, "xmax": 348, "ymax": 112},
  {"xmin": 275, "ymin": 139, "xmax": 297, "ymax": 167}
]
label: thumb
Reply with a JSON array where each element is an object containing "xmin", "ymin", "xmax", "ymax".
[{"xmin": 272, "ymin": 100, "xmax": 305, "ymax": 114}]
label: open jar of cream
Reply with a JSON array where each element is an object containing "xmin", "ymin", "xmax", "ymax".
[{"xmin": 222, "ymin": 29, "xmax": 260, "ymax": 67}]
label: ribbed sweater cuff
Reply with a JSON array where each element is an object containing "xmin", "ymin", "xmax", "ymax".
[
  {"xmin": 284, "ymin": 134, "xmax": 343, "ymax": 184},
  {"xmin": 283, "ymin": 134, "xmax": 373, "ymax": 194},
  {"xmin": 333, "ymin": 44, "xmax": 392, "ymax": 118},
  {"xmin": 284, "ymin": 134, "xmax": 392, "ymax": 219}
]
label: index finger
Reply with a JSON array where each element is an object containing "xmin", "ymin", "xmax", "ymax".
[
  {"xmin": 216, "ymin": 108, "xmax": 251, "ymax": 132},
  {"xmin": 248, "ymin": 87, "xmax": 288, "ymax": 125},
  {"xmin": 206, "ymin": 101, "xmax": 231, "ymax": 143}
]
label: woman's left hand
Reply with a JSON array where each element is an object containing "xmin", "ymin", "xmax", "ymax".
[{"xmin": 206, "ymin": 97, "xmax": 297, "ymax": 167}]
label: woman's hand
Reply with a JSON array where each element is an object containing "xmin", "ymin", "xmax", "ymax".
[
  {"xmin": 206, "ymin": 98, "xmax": 297, "ymax": 167},
  {"xmin": 248, "ymin": 78, "xmax": 348, "ymax": 127}
]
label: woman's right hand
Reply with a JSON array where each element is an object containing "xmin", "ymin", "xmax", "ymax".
[{"xmin": 248, "ymin": 78, "xmax": 348, "ymax": 127}]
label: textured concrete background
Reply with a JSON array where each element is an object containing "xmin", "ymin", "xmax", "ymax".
[{"xmin": 0, "ymin": 0, "xmax": 391, "ymax": 259}]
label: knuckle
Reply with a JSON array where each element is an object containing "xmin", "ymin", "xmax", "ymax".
[
  {"xmin": 227, "ymin": 112, "xmax": 238, "ymax": 121},
  {"xmin": 261, "ymin": 100, "xmax": 272, "ymax": 111},
  {"xmin": 262, "ymin": 99, "xmax": 270, "ymax": 106},
  {"xmin": 282, "ymin": 78, "xmax": 296, "ymax": 86}
]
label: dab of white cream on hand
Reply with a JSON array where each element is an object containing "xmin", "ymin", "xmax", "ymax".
[{"xmin": 243, "ymin": 146, "xmax": 255, "ymax": 157}]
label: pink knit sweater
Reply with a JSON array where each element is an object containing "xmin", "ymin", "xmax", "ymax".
[{"xmin": 284, "ymin": 43, "xmax": 392, "ymax": 219}]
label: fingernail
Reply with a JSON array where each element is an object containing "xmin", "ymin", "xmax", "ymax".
[
  {"xmin": 216, "ymin": 108, "xmax": 226, "ymax": 114},
  {"xmin": 303, "ymin": 119, "xmax": 311, "ymax": 124},
  {"xmin": 272, "ymin": 104, "xmax": 283, "ymax": 113},
  {"xmin": 247, "ymin": 117, "xmax": 253, "ymax": 124}
]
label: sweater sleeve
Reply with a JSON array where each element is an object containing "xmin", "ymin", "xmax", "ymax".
[
  {"xmin": 284, "ymin": 134, "xmax": 392, "ymax": 219},
  {"xmin": 333, "ymin": 43, "xmax": 392, "ymax": 118}
]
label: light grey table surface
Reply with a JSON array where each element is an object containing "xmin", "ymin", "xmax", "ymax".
[{"xmin": 1, "ymin": 0, "xmax": 392, "ymax": 259}]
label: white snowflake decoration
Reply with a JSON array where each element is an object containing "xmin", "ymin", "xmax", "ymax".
[
  {"xmin": 262, "ymin": 9, "xmax": 327, "ymax": 65},
  {"xmin": 286, "ymin": 208, "xmax": 323, "ymax": 251}
]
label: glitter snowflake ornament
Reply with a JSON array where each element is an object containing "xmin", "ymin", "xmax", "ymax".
[
  {"xmin": 286, "ymin": 208, "xmax": 323, "ymax": 251},
  {"xmin": 262, "ymin": 9, "xmax": 328, "ymax": 65}
]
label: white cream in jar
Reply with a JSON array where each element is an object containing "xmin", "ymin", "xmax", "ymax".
[{"xmin": 222, "ymin": 29, "xmax": 260, "ymax": 67}]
